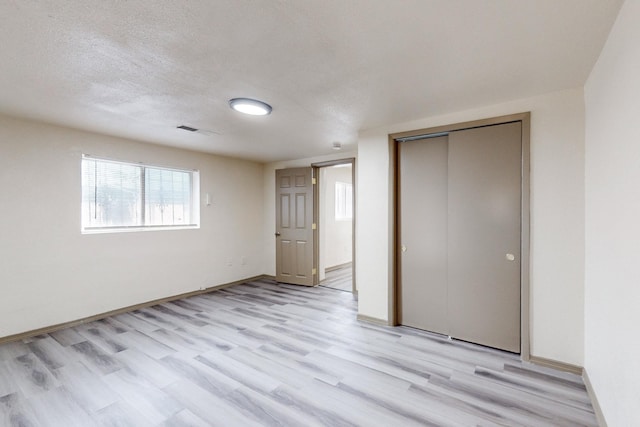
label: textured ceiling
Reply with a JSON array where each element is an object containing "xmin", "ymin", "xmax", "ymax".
[{"xmin": 0, "ymin": 1, "xmax": 623, "ymax": 162}]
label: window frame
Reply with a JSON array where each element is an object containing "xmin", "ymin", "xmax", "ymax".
[
  {"xmin": 335, "ymin": 181, "xmax": 353, "ymax": 221},
  {"xmin": 81, "ymin": 155, "xmax": 200, "ymax": 234}
]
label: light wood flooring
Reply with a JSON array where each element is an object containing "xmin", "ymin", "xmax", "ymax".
[
  {"xmin": 319, "ymin": 264, "xmax": 352, "ymax": 292},
  {"xmin": 0, "ymin": 278, "xmax": 596, "ymax": 426}
]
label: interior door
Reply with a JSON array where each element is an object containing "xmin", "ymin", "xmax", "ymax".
[
  {"xmin": 398, "ymin": 136, "xmax": 449, "ymax": 335},
  {"xmin": 275, "ymin": 167, "xmax": 315, "ymax": 286},
  {"xmin": 447, "ymin": 122, "xmax": 522, "ymax": 353}
]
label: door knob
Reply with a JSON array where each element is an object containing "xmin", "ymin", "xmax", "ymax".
[
  {"xmin": 275, "ymin": 232, "xmax": 281, "ymax": 237},
  {"xmin": 401, "ymin": 245, "xmax": 407, "ymax": 253},
  {"xmin": 505, "ymin": 253, "xmax": 515, "ymax": 261}
]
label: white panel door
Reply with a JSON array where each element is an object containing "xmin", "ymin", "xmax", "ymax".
[{"xmin": 275, "ymin": 167, "xmax": 314, "ymax": 286}]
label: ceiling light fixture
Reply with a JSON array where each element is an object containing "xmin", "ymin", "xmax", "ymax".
[
  {"xmin": 229, "ymin": 98, "xmax": 272, "ymax": 116},
  {"xmin": 332, "ymin": 142, "xmax": 342, "ymax": 150}
]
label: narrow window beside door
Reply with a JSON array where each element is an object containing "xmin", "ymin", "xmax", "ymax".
[{"xmin": 81, "ymin": 156, "xmax": 199, "ymax": 232}]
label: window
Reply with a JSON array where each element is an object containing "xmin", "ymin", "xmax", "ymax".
[
  {"xmin": 335, "ymin": 181, "xmax": 353, "ymax": 220},
  {"xmin": 81, "ymin": 156, "xmax": 199, "ymax": 232}
]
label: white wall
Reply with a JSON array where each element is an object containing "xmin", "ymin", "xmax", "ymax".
[
  {"xmin": 0, "ymin": 114, "xmax": 264, "ymax": 338},
  {"xmin": 357, "ymin": 87, "xmax": 586, "ymax": 365},
  {"xmin": 263, "ymin": 151, "xmax": 357, "ymax": 277},
  {"xmin": 584, "ymin": 1, "xmax": 640, "ymax": 424}
]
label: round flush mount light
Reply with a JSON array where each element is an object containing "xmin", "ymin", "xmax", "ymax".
[{"xmin": 229, "ymin": 98, "xmax": 272, "ymax": 116}]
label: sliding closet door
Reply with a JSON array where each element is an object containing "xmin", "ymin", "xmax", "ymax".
[
  {"xmin": 398, "ymin": 136, "xmax": 448, "ymax": 335},
  {"xmin": 447, "ymin": 122, "xmax": 522, "ymax": 353},
  {"xmin": 398, "ymin": 121, "xmax": 523, "ymax": 353}
]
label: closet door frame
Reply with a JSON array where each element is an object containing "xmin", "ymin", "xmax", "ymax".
[{"xmin": 390, "ymin": 112, "xmax": 531, "ymax": 361}]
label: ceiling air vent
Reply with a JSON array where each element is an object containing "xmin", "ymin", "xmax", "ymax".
[{"xmin": 177, "ymin": 125, "xmax": 198, "ymax": 132}]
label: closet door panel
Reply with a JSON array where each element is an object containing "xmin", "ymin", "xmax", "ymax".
[
  {"xmin": 398, "ymin": 136, "xmax": 449, "ymax": 335},
  {"xmin": 447, "ymin": 122, "xmax": 522, "ymax": 352}
]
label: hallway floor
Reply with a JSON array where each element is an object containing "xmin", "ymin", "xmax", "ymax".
[{"xmin": 319, "ymin": 263, "xmax": 352, "ymax": 292}]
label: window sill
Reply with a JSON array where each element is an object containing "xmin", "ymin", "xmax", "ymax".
[{"xmin": 82, "ymin": 225, "xmax": 200, "ymax": 235}]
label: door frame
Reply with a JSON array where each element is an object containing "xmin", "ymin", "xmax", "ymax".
[
  {"xmin": 390, "ymin": 112, "xmax": 531, "ymax": 360},
  {"xmin": 311, "ymin": 158, "xmax": 357, "ymax": 295}
]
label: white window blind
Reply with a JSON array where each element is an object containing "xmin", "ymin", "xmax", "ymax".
[
  {"xmin": 335, "ymin": 181, "xmax": 353, "ymax": 220},
  {"xmin": 81, "ymin": 156, "xmax": 198, "ymax": 232}
]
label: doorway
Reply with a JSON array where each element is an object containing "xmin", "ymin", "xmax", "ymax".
[
  {"xmin": 317, "ymin": 162, "xmax": 354, "ymax": 293},
  {"xmin": 274, "ymin": 158, "xmax": 356, "ymax": 294}
]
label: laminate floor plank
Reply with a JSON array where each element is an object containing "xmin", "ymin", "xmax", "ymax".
[
  {"xmin": 332, "ymin": 379, "xmax": 477, "ymax": 427},
  {"xmin": 397, "ymin": 333, "xmax": 509, "ymax": 373},
  {"xmin": 76, "ymin": 325, "xmax": 129, "ymax": 355},
  {"xmin": 243, "ymin": 287, "xmax": 311, "ymax": 305},
  {"xmin": 294, "ymin": 378, "xmax": 428, "ymax": 427},
  {"xmin": 194, "ymin": 324, "xmax": 262, "ymax": 350},
  {"xmin": 232, "ymin": 307, "xmax": 289, "ymax": 325},
  {"xmin": 158, "ymin": 352, "xmax": 240, "ymax": 397},
  {"xmin": 71, "ymin": 341, "xmax": 123, "ymax": 376},
  {"xmin": 307, "ymin": 350, "xmax": 413, "ymax": 394},
  {"xmin": 5, "ymin": 353, "xmax": 60, "ymax": 398},
  {"xmin": 161, "ymin": 409, "xmax": 210, "ymax": 427},
  {"xmin": 0, "ymin": 391, "xmax": 39, "ymax": 427},
  {"xmin": 28, "ymin": 337, "xmax": 79, "ymax": 372},
  {"xmin": 194, "ymin": 351, "xmax": 282, "ymax": 394},
  {"xmin": 0, "ymin": 280, "xmax": 598, "ymax": 426},
  {"xmin": 27, "ymin": 386, "xmax": 97, "ymax": 427},
  {"xmin": 224, "ymin": 384, "xmax": 326, "ymax": 427},
  {"xmin": 473, "ymin": 366, "xmax": 592, "ymax": 409},
  {"xmin": 113, "ymin": 348, "xmax": 180, "ymax": 389},
  {"xmin": 333, "ymin": 337, "xmax": 463, "ymax": 380},
  {"xmin": 101, "ymin": 369, "xmax": 183, "ymax": 425},
  {"xmin": 0, "ymin": 342, "xmax": 30, "ymax": 362},
  {"xmin": 171, "ymin": 324, "xmax": 238, "ymax": 352},
  {"xmin": 157, "ymin": 301, "xmax": 205, "ymax": 319},
  {"xmin": 407, "ymin": 382, "xmax": 540, "ymax": 427},
  {"xmin": 111, "ymin": 313, "xmax": 163, "ymax": 335},
  {"xmin": 163, "ymin": 380, "xmax": 262, "ymax": 427},
  {"xmin": 49, "ymin": 328, "xmax": 87, "ymax": 347},
  {"xmin": 268, "ymin": 383, "xmax": 360, "ymax": 427},
  {"xmin": 239, "ymin": 328, "xmax": 313, "ymax": 356},
  {"xmin": 432, "ymin": 372, "xmax": 597, "ymax": 426},
  {"xmin": 149, "ymin": 305, "xmax": 209, "ymax": 328},
  {"xmin": 268, "ymin": 302, "xmax": 329, "ymax": 321},
  {"xmin": 167, "ymin": 299, "xmax": 207, "ymax": 315},
  {"xmin": 199, "ymin": 307, "xmax": 270, "ymax": 331},
  {"xmin": 0, "ymin": 361, "xmax": 19, "ymax": 398},
  {"xmin": 113, "ymin": 330, "xmax": 177, "ymax": 360},
  {"xmin": 323, "ymin": 345, "xmax": 435, "ymax": 388},
  {"xmin": 131, "ymin": 308, "xmax": 191, "ymax": 331},
  {"xmin": 94, "ymin": 400, "xmax": 155, "ymax": 427},
  {"xmin": 148, "ymin": 328, "xmax": 210, "ymax": 358},
  {"xmin": 504, "ymin": 361, "xmax": 585, "ymax": 386},
  {"xmin": 255, "ymin": 344, "xmax": 343, "ymax": 386},
  {"xmin": 94, "ymin": 317, "xmax": 131, "ymax": 335},
  {"xmin": 53, "ymin": 361, "xmax": 120, "ymax": 413},
  {"xmin": 223, "ymin": 346, "xmax": 313, "ymax": 390}
]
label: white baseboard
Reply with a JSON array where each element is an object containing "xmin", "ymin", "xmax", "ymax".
[
  {"xmin": 583, "ymin": 368, "xmax": 608, "ymax": 427},
  {"xmin": 529, "ymin": 355, "xmax": 583, "ymax": 375},
  {"xmin": 356, "ymin": 313, "xmax": 391, "ymax": 326}
]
